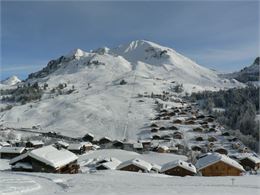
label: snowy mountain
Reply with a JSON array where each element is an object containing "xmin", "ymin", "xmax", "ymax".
[
  {"xmin": 0, "ymin": 40, "xmax": 243, "ymax": 139},
  {"xmin": 1, "ymin": 75, "xmax": 21, "ymax": 86},
  {"xmin": 221, "ymin": 57, "xmax": 259, "ymax": 84}
]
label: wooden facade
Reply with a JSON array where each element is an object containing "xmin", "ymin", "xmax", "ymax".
[
  {"xmin": 162, "ymin": 166, "xmax": 195, "ymax": 177},
  {"xmin": 11, "ymin": 156, "xmax": 79, "ymax": 174},
  {"xmin": 199, "ymin": 161, "xmax": 243, "ymax": 176},
  {"xmin": 119, "ymin": 164, "xmax": 146, "ymax": 173},
  {"xmin": 239, "ymin": 158, "xmax": 260, "ymax": 171}
]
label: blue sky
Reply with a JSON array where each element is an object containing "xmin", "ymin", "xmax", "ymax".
[{"xmin": 1, "ymin": 1, "xmax": 259, "ymax": 80}]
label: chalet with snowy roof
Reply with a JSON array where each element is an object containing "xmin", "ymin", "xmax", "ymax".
[
  {"xmin": 55, "ymin": 140, "xmax": 69, "ymax": 149},
  {"xmin": 68, "ymin": 143, "xmax": 86, "ymax": 154},
  {"xmin": 139, "ymin": 140, "xmax": 151, "ymax": 149},
  {"xmin": 195, "ymin": 136, "xmax": 204, "ymax": 141},
  {"xmin": 208, "ymin": 136, "xmax": 217, "ymax": 142},
  {"xmin": 9, "ymin": 145, "xmax": 79, "ymax": 173},
  {"xmin": 161, "ymin": 160, "xmax": 196, "ymax": 176},
  {"xmin": 82, "ymin": 133, "xmax": 94, "ymax": 142},
  {"xmin": 195, "ymin": 153, "xmax": 245, "ymax": 176},
  {"xmin": 173, "ymin": 131, "xmax": 183, "ymax": 139},
  {"xmin": 222, "ymin": 132, "xmax": 230, "ymax": 136},
  {"xmin": 117, "ymin": 158, "xmax": 152, "ymax": 173},
  {"xmin": 112, "ymin": 140, "xmax": 124, "ymax": 149},
  {"xmin": 81, "ymin": 142, "xmax": 93, "ymax": 151},
  {"xmin": 152, "ymin": 134, "xmax": 161, "ymax": 140},
  {"xmin": 191, "ymin": 145, "xmax": 202, "ymax": 151},
  {"xmin": 172, "ymin": 119, "xmax": 183, "ymax": 124},
  {"xmin": 185, "ymin": 120, "xmax": 196, "ymax": 125},
  {"xmin": 151, "ymin": 128, "xmax": 158, "ymax": 133},
  {"xmin": 214, "ymin": 147, "xmax": 228, "ymax": 155},
  {"xmin": 239, "ymin": 155, "xmax": 260, "ymax": 171},
  {"xmin": 150, "ymin": 123, "xmax": 158, "ymax": 128},
  {"xmin": 96, "ymin": 158, "xmax": 121, "ymax": 170},
  {"xmin": 168, "ymin": 125, "xmax": 178, "ymax": 130},
  {"xmin": 157, "ymin": 145, "xmax": 170, "ymax": 153},
  {"xmin": 133, "ymin": 142, "xmax": 144, "ymax": 153},
  {"xmin": 26, "ymin": 140, "xmax": 44, "ymax": 148},
  {"xmin": 0, "ymin": 147, "xmax": 26, "ymax": 159},
  {"xmin": 99, "ymin": 137, "xmax": 113, "ymax": 148},
  {"xmin": 0, "ymin": 141, "xmax": 11, "ymax": 147},
  {"xmin": 194, "ymin": 127, "xmax": 205, "ymax": 133}
]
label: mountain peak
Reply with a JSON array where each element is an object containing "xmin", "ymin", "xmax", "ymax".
[
  {"xmin": 1, "ymin": 75, "xmax": 21, "ymax": 86},
  {"xmin": 253, "ymin": 57, "xmax": 259, "ymax": 65},
  {"xmin": 65, "ymin": 48, "xmax": 86, "ymax": 59}
]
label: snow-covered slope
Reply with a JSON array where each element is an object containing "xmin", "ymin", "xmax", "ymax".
[
  {"xmin": 0, "ymin": 40, "xmax": 243, "ymax": 139},
  {"xmin": 1, "ymin": 75, "xmax": 21, "ymax": 86}
]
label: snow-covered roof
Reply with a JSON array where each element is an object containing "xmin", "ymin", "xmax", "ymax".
[
  {"xmin": 0, "ymin": 147, "xmax": 25, "ymax": 154},
  {"xmin": 161, "ymin": 160, "xmax": 196, "ymax": 173},
  {"xmin": 68, "ymin": 143, "xmax": 84, "ymax": 150},
  {"xmin": 195, "ymin": 153, "xmax": 245, "ymax": 172},
  {"xmin": 56, "ymin": 141, "xmax": 69, "ymax": 147},
  {"xmin": 96, "ymin": 158, "xmax": 121, "ymax": 170},
  {"xmin": 117, "ymin": 158, "xmax": 152, "ymax": 172},
  {"xmin": 12, "ymin": 162, "xmax": 32, "ymax": 170},
  {"xmin": 29, "ymin": 145, "xmax": 78, "ymax": 168},
  {"xmin": 151, "ymin": 163, "xmax": 161, "ymax": 172},
  {"xmin": 240, "ymin": 155, "xmax": 260, "ymax": 164},
  {"xmin": 81, "ymin": 142, "xmax": 93, "ymax": 147},
  {"xmin": 9, "ymin": 152, "xmax": 29, "ymax": 165},
  {"xmin": 0, "ymin": 141, "xmax": 11, "ymax": 147},
  {"xmin": 133, "ymin": 143, "xmax": 143, "ymax": 149},
  {"xmin": 27, "ymin": 140, "xmax": 44, "ymax": 146},
  {"xmin": 158, "ymin": 145, "xmax": 169, "ymax": 151}
]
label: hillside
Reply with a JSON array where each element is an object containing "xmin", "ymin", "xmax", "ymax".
[
  {"xmin": 0, "ymin": 40, "xmax": 243, "ymax": 139},
  {"xmin": 221, "ymin": 57, "xmax": 259, "ymax": 83}
]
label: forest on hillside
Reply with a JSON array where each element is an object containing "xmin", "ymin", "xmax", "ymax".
[{"xmin": 188, "ymin": 85, "xmax": 259, "ymax": 152}]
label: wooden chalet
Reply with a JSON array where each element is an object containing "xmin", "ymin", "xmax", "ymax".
[
  {"xmin": 99, "ymin": 137, "xmax": 112, "ymax": 145},
  {"xmin": 239, "ymin": 155, "xmax": 260, "ymax": 171},
  {"xmin": 96, "ymin": 158, "xmax": 121, "ymax": 170},
  {"xmin": 26, "ymin": 140, "xmax": 44, "ymax": 148},
  {"xmin": 195, "ymin": 153, "xmax": 245, "ymax": 176},
  {"xmin": 9, "ymin": 145, "xmax": 79, "ymax": 174},
  {"xmin": 68, "ymin": 143, "xmax": 86, "ymax": 154},
  {"xmin": 152, "ymin": 134, "xmax": 161, "ymax": 140},
  {"xmin": 168, "ymin": 125, "xmax": 178, "ymax": 130},
  {"xmin": 173, "ymin": 119, "xmax": 183, "ymax": 124},
  {"xmin": 82, "ymin": 133, "xmax": 94, "ymax": 142},
  {"xmin": 112, "ymin": 140, "xmax": 124, "ymax": 149},
  {"xmin": 222, "ymin": 132, "xmax": 230, "ymax": 136},
  {"xmin": 0, "ymin": 147, "xmax": 26, "ymax": 159},
  {"xmin": 195, "ymin": 136, "xmax": 204, "ymax": 141},
  {"xmin": 150, "ymin": 123, "xmax": 158, "ymax": 128},
  {"xmin": 208, "ymin": 136, "xmax": 217, "ymax": 142},
  {"xmin": 193, "ymin": 127, "xmax": 203, "ymax": 132},
  {"xmin": 151, "ymin": 128, "xmax": 158, "ymax": 133},
  {"xmin": 117, "ymin": 158, "xmax": 152, "ymax": 173},
  {"xmin": 55, "ymin": 140, "xmax": 69, "ymax": 149},
  {"xmin": 214, "ymin": 147, "xmax": 228, "ymax": 155},
  {"xmin": 157, "ymin": 145, "xmax": 170, "ymax": 153},
  {"xmin": 160, "ymin": 160, "xmax": 196, "ymax": 176},
  {"xmin": 191, "ymin": 145, "xmax": 202, "ymax": 151},
  {"xmin": 173, "ymin": 131, "xmax": 183, "ymax": 139}
]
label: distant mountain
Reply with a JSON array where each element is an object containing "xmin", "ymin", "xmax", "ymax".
[
  {"xmin": 1, "ymin": 75, "xmax": 21, "ymax": 86},
  {"xmin": 0, "ymin": 40, "xmax": 243, "ymax": 139},
  {"xmin": 222, "ymin": 57, "xmax": 259, "ymax": 83}
]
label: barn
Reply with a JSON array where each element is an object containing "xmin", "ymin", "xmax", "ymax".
[
  {"xmin": 160, "ymin": 160, "xmax": 196, "ymax": 176},
  {"xmin": 0, "ymin": 147, "xmax": 26, "ymax": 159},
  {"xmin": 9, "ymin": 145, "xmax": 79, "ymax": 173},
  {"xmin": 195, "ymin": 153, "xmax": 245, "ymax": 176},
  {"xmin": 117, "ymin": 158, "xmax": 152, "ymax": 173}
]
